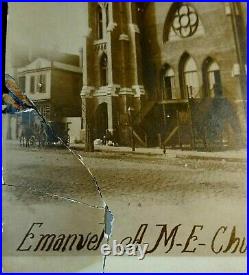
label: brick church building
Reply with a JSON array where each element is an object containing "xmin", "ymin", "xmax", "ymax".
[{"xmin": 80, "ymin": 2, "xmax": 246, "ymax": 149}]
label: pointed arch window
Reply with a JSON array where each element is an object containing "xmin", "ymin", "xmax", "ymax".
[
  {"xmin": 106, "ymin": 4, "xmax": 109, "ymax": 28},
  {"xmin": 183, "ymin": 56, "xmax": 200, "ymax": 98},
  {"xmin": 96, "ymin": 4, "xmax": 110, "ymax": 39},
  {"xmin": 162, "ymin": 65, "xmax": 176, "ymax": 100},
  {"xmin": 204, "ymin": 59, "xmax": 222, "ymax": 97},
  {"xmin": 100, "ymin": 53, "xmax": 108, "ymax": 86},
  {"xmin": 97, "ymin": 5, "xmax": 103, "ymax": 39}
]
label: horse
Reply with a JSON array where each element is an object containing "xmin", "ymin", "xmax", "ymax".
[
  {"xmin": 36, "ymin": 123, "xmax": 47, "ymax": 147},
  {"xmin": 19, "ymin": 124, "xmax": 34, "ymax": 147}
]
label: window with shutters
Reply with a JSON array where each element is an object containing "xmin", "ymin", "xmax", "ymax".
[
  {"xmin": 38, "ymin": 74, "xmax": 46, "ymax": 93},
  {"xmin": 30, "ymin": 76, "xmax": 35, "ymax": 94}
]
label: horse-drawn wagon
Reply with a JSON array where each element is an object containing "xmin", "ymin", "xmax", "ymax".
[{"xmin": 18, "ymin": 109, "xmax": 70, "ymax": 147}]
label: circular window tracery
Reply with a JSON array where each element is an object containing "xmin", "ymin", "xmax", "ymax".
[{"xmin": 172, "ymin": 4, "xmax": 199, "ymax": 38}]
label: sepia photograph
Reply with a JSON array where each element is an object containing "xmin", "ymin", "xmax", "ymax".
[{"xmin": 2, "ymin": 2, "xmax": 247, "ymax": 272}]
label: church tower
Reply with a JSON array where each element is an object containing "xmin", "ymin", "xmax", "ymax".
[
  {"xmin": 81, "ymin": 2, "xmax": 145, "ymax": 146},
  {"xmin": 81, "ymin": 2, "xmax": 246, "ymax": 150}
]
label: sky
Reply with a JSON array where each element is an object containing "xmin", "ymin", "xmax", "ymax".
[{"xmin": 6, "ymin": 2, "xmax": 88, "ymax": 72}]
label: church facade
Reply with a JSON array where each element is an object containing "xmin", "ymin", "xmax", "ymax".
[{"xmin": 81, "ymin": 2, "xmax": 246, "ymax": 149}]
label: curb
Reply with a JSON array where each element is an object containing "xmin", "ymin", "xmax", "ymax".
[
  {"xmin": 175, "ymin": 154, "xmax": 246, "ymax": 163},
  {"xmin": 70, "ymin": 144, "xmax": 246, "ymax": 163}
]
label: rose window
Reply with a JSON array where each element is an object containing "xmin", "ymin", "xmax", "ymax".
[{"xmin": 172, "ymin": 5, "xmax": 199, "ymax": 38}]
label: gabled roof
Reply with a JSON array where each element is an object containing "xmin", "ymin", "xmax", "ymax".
[
  {"xmin": 17, "ymin": 58, "xmax": 52, "ymax": 72},
  {"xmin": 10, "ymin": 45, "xmax": 80, "ymax": 69},
  {"xmin": 17, "ymin": 57, "xmax": 82, "ymax": 74}
]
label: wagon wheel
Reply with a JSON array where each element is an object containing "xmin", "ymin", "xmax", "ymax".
[{"xmin": 29, "ymin": 136, "xmax": 36, "ymax": 147}]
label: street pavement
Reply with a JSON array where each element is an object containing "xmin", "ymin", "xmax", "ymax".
[{"xmin": 2, "ymin": 141, "xmax": 246, "ymax": 272}]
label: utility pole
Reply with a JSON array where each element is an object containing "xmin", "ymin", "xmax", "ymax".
[
  {"xmin": 85, "ymin": 122, "xmax": 94, "ymax": 152},
  {"xmin": 128, "ymin": 106, "xmax": 135, "ymax": 152},
  {"xmin": 187, "ymin": 86, "xmax": 196, "ymax": 150},
  {"xmin": 82, "ymin": 96, "xmax": 94, "ymax": 152}
]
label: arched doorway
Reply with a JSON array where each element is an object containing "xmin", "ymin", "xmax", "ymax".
[{"xmin": 94, "ymin": 103, "xmax": 108, "ymax": 139}]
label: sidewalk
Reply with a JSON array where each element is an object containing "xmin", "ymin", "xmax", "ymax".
[{"xmin": 70, "ymin": 143, "xmax": 246, "ymax": 162}]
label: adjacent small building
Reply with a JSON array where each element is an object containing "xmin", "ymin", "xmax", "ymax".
[
  {"xmin": 17, "ymin": 57, "xmax": 82, "ymax": 122},
  {"xmin": 3, "ymin": 54, "xmax": 83, "ymax": 143}
]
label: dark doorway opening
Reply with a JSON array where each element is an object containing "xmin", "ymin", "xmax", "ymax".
[
  {"xmin": 213, "ymin": 71, "xmax": 222, "ymax": 97},
  {"xmin": 164, "ymin": 76, "xmax": 173, "ymax": 99},
  {"xmin": 94, "ymin": 102, "xmax": 108, "ymax": 139}
]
